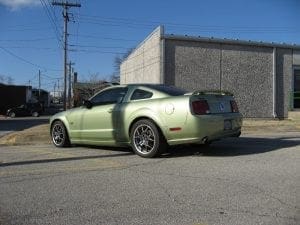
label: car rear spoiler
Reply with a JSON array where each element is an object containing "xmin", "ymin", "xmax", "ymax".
[{"xmin": 192, "ymin": 90, "xmax": 234, "ymax": 96}]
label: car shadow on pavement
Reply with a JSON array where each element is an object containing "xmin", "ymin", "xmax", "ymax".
[
  {"xmin": 0, "ymin": 152, "xmax": 133, "ymax": 167},
  {"xmin": 163, "ymin": 136, "xmax": 300, "ymax": 158}
]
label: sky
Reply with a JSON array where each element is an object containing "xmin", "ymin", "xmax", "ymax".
[{"xmin": 0, "ymin": 0, "xmax": 299, "ymax": 92}]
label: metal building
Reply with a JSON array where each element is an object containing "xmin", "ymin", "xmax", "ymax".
[{"xmin": 120, "ymin": 26, "xmax": 300, "ymax": 118}]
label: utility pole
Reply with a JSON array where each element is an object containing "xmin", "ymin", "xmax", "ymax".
[
  {"xmin": 68, "ymin": 61, "xmax": 75, "ymax": 109},
  {"xmin": 57, "ymin": 79, "xmax": 60, "ymax": 103},
  {"xmin": 52, "ymin": 1, "xmax": 81, "ymax": 110},
  {"xmin": 54, "ymin": 82, "xmax": 56, "ymax": 99},
  {"xmin": 38, "ymin": 70, "xmax": 41, "ymax": 101}
]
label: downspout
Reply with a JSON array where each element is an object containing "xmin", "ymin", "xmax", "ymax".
[
  {"xmin": 273, "ymin": 47, "xmax": 277, "ymax": 118},
  {"xmin": 160, "ymin": 25, "xmax": 165, "ymax": 84}
]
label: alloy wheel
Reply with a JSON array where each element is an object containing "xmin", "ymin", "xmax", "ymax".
[
  {"xmin": 52, "ymin": 123, "xmax": 65, "ymax": 146},
  {"xmin": 133, "ymin": 124, "xmax": 156, "ymax": 154}
]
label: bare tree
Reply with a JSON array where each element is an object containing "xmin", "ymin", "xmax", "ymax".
[
  {"xmin": 6, "ymin": 76, "xmax": 14, "ymax": 84},
  {"xmin": 87, "ymin": 72, "xmax": 102, "ymax": 83},
  {"xmin": 0, "ymin": 74, "xmax": 14, "ymax": 84},
  {"xmin": 111, "ymin": 47, "xmax": 134, "ymax": 83}
]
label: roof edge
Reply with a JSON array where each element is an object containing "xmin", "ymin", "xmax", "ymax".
[
  {"xmin": 121, "ymin": 26, "xmax": 164, "ymax": 64},
  {"xmin": 163, "ymin": 34, "xmax": 300, "ymax": 50}
]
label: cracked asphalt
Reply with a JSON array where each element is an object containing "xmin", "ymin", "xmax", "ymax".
[{"xmin": 0, "ymin": 132, "xmax": 299, "ymax": 225}]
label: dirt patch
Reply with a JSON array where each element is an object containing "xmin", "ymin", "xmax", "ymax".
[
  {"xmin": 242, "ymin": 119, "xmax": 300, "ymax": 134},
  {"xmin": 0, "ymin": 124, "xmax": 51, "ymax": 146}
]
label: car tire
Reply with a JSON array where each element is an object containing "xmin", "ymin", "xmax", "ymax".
[
  {"xmin": 130, "ymin": 119, "xmax": 167, "ymax": 158},
  {"xmin": 9, "ymin": 112, "xmax": 16, "ymax": 118},
  {"xmin": 32, "ymin": 111, "xmax": 39, "ymax": 117},
  {"xmin": 51, "ymin": 121, "xmax": 70, "ymax": 147}
]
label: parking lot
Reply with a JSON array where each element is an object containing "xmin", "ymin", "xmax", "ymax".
[{"xmin": 0, "ymin": 132, "xmax": 299, "ymax": 225}]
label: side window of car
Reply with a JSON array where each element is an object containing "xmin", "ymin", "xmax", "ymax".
[
  {"xmin": 131, "ymin": 89, "xmax": 153, "ymax": 100},
  {"xmin": 91, "ymin": 87, "xmax": 128, "ymax": 105}
]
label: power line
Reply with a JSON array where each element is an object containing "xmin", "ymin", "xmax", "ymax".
[
  {"xmin": 76, "ymin": 13, "xmax": 298, "ymax": 31},
  {"xmin": 47, "ymin": 0, "xmax": 60, "ymax": 24},
  {"xmin": 78, "ymin": 20, "xmax": 157, "ymax": 31},
  {"xmin": 75, "ymin": 13, "xmax": 300, "ymax": 35},
  {"xmin": 71, "ymin": 5, "xmax": 81, "ymax": 61},
  {"xmin": 0, "ymin": 46, "xmax": 60, "ymax": 51},
  {"xmin": 0, "ymin": 46, "xmax": 62, "ymax": 71},
  {"xmin": 0, "ymin": 37, "xmax": 56, "ymax": 42},
  {"xmin": 69, "ymin": 33, "xmax": 138, "ymax": 42},
  {"xmin": 40, "ymin": 0, "xmax": 62, "ymax": 48},
  {"xmin": 3, "ymin": 22, "xmax": 47, "ymax": 28},
  {"xmin": 69, "ymin": 49, "xmax": 126, "ymax": 54},
  {"xmin": 69, "ymin": 44, "xmax": 129, "ymax": 49},
  {"xmin": 78, "ymin": 19, "xmax": 300, "ymax": 34},
  {"xmin": 41, "ymin": 73, "xmax": 62, "ymax": 80},
  {"xmin": 4, "ymin": 27, "xmax": 52, "ymax": 32}
]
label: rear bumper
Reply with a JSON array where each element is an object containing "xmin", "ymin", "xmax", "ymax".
[{"xmin": 166, "ymin": 113, "xmax": 242, "ymax": 145}]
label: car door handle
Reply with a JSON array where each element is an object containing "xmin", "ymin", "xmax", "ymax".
[{"xmin": 108, "ymin": 108, "xmax": 113, "ymax": 113}]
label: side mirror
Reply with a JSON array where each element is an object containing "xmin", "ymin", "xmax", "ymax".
[{"xmin": 83, "ymin": 100, "xmax": 93, "ymax": 109}]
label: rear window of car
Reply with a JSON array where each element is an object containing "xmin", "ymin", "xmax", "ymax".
[
  {"xmin": 131, "ymin": 89, "xmax": 153, "ymax": 100},
  {"xmin": 144, "ymin": 85, "xmax": 187, "ymax": 96}
]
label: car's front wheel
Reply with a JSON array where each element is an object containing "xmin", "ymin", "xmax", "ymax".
[
  {"xmin": 51, "ymin": 121, "xmax": 70, "ymax": 147},
  {"xmin": 130, "ymin": 119, "xmax": 166, "ymax": 158}
]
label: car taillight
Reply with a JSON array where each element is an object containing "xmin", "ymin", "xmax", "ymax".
[
  {"xmin": 192, "ymin": 100, "xmax": 210, "ymax": 115},
  {"xmin": 230, "ymin": 100, "xmax": 239, "ymax": 113}
]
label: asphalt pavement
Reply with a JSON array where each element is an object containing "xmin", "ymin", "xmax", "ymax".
[{"xmin": 0, "ymin": 132, "xmax": 299, "ymax": 225}]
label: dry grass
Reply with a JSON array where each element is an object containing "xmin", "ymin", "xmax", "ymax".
[
  {"xmin": 242, "ymin": 119, "xmax": 300, "ymax": 134},
  {"xmin": 0, "ymin": 124, "xmax": 51, "ymax": 146}
]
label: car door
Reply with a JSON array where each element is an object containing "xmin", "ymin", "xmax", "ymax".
[
  {"xmin": 17, "ymin": 105, "xmax": 27, "ymax": 116},
  {"xmin": 78, "ymin": 87, "xmax": 128, "ymax": 144}
]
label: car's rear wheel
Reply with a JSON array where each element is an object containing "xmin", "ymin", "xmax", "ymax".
[
  {"xmin": 130, "ymin": 119, "xmax": 166, "ymax": 158},
  {"xmin": 8, "ymin": 112, "xmax": 16, "ymax": 118},
  {"xmin": 51, "ymin": 121, "xmax": 70, "ymax": 147}
]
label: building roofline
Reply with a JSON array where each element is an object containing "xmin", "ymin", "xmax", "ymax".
[
  {"xmin": 163, "ymin": 34, "xmax": 300, "ymax": 50},
  {"xmin": 121, "ymin": 26, "xmax": 164, "ymax": 64},
  {"xmin": 32, "ymin": 88, "xmax": 49, "ymax": 93}
]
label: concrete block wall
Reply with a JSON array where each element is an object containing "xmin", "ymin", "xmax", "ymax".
[
  {"xmin": 120, "ymin": 26, "xmax": 163, "ymax": 84},
  {"xmin": 165, "ymin": 40, "xmax": 221, "ymax": 91},
  {"xmin": 164, "ymin": 39, "xmax": 285, "ymax": 118},
  {"xmin": 221, "ymin": 45, "xmax": 274, "ymax": 118}
]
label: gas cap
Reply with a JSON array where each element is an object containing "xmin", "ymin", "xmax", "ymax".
[{"xmin": 165, "ymin": 103, "xmax": 175, "ymax": 115}]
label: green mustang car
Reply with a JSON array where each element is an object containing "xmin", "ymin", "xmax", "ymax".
[{"xmin": 50, "ymin": 84, "xmax": 242, "ymax": 158}]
